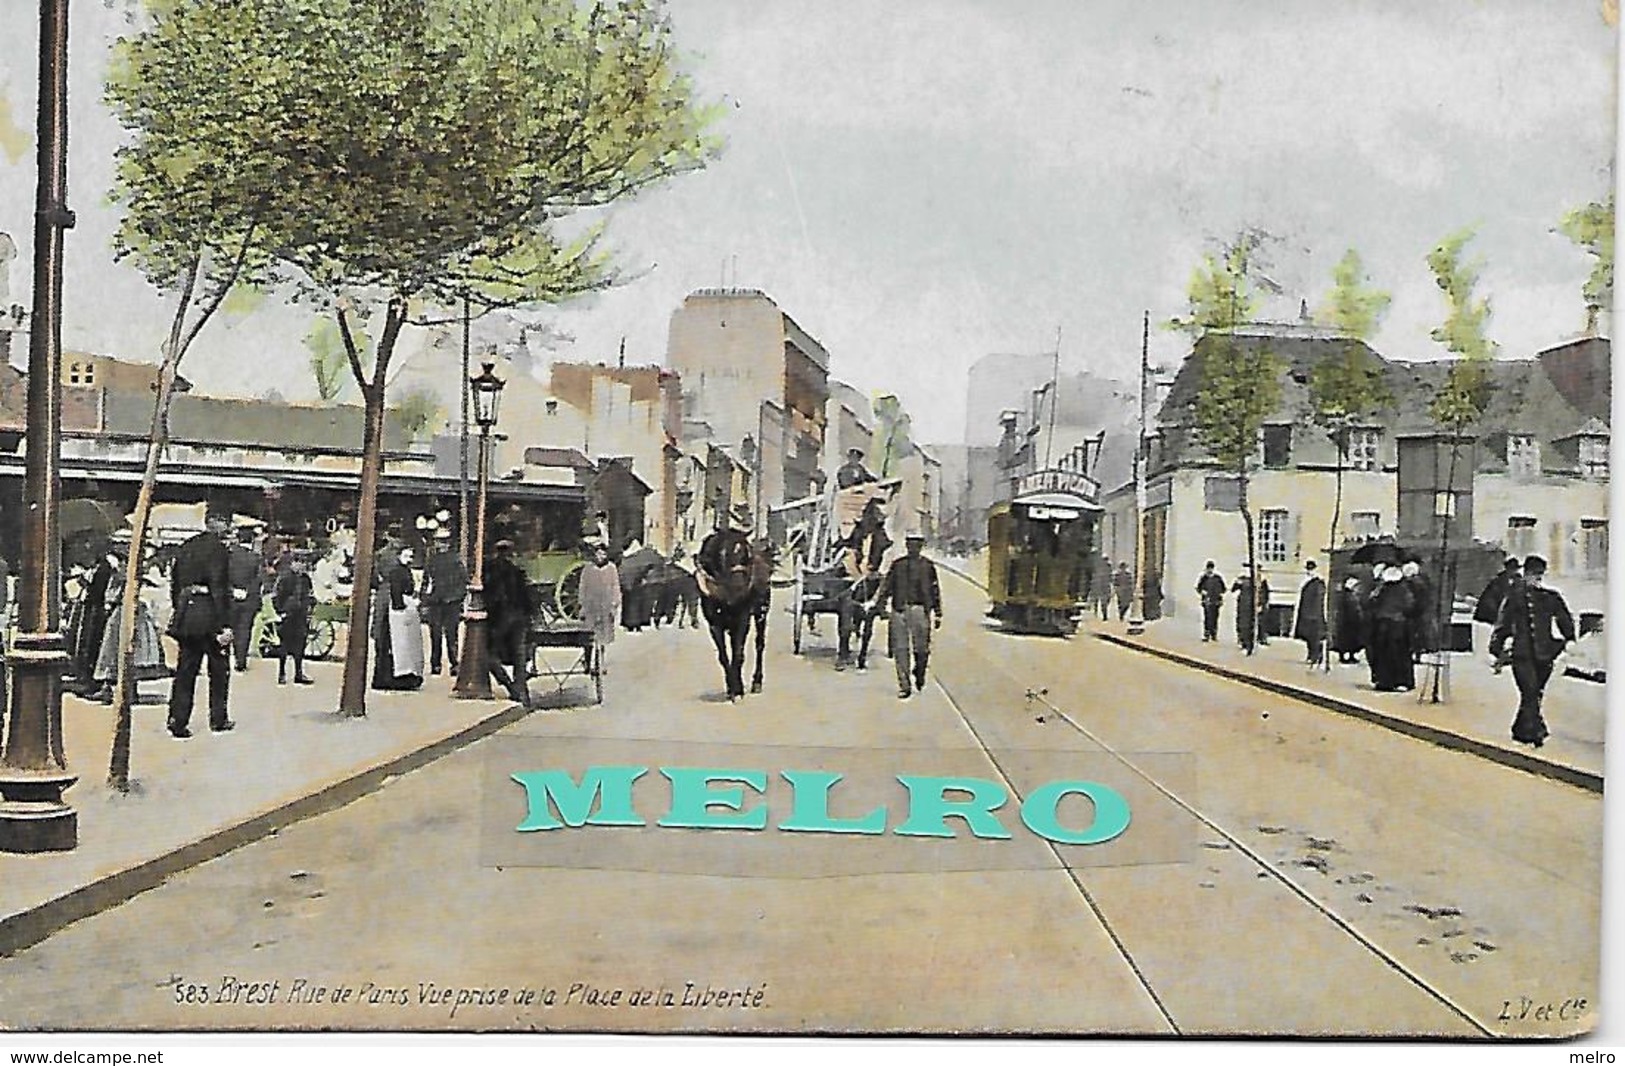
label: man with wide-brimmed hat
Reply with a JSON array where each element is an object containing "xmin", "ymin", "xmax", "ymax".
[{"xmin": 167, "ymin": 506, "xmax": 235, "ymax": 737}]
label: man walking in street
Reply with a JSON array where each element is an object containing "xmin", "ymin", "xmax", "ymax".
[
  {"xmin": 1293, "ymin": 559, "xmax": 1327, "ymax": 666},
  {"xmin": 1490, "ymin": 555, "xmax": 1574, "ymax": 749},
  {"xmin": 483, "ymin": 538, "xmax": 532, "ymax": 707},
  {"xmin": 1112, "ymin": 561, "xmax": 1134, "ymax": 622},
  {"xmin": 871, "ymin": 532, "xmax": 941, "ymax": 699},
  {"xmin": 227, "ymin": 522, "xmax": 263, "ymax": 672},
  {"xmin": 422, "ymin": 529, "xmax": 467, "ymax": 677},
  {"xmin": 167, "ymin": 507, "xmax": 235, "ymax": 738},
  {"xmin": 1195, "ymin": 560, "xmax": 1225, "ymax": 642}
]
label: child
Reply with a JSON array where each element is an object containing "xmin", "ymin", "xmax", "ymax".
[{"xmin": 272, "ymin": 553, "xmax": 317, "ymax": 685}]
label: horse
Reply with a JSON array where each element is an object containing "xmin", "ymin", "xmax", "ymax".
[{"xmin": 696, "ymin": 528, "xmax": 773, "ymax": 700}]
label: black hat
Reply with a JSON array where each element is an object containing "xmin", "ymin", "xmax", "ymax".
[
  {"xmin": 847, "ymin": 447, "xmax": 864, "ymax": 458},
  {"xmin": 1523, "ymin": 555, "xmax": 1548, "ymax": 575},
  {"xmin": 1503, "ymin": 557, "xmax": 1522, "ymax": 571}
]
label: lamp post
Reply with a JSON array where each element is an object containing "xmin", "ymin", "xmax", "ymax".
[
  {"xmin": 0, "ymin": 0, "xmax": 76, "ymax": 851},
  {"xmin": 1127, "ymin": 310, "xmax": 1149, "ymax": 637},
  {"xmin": 452, "ymin": 362, "xmax": 505, "ymax": 701}
]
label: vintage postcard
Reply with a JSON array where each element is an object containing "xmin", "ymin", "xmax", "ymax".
[{"xmin": 0, "ymin": 0, "xmax": 1616, "ymax": 1053}]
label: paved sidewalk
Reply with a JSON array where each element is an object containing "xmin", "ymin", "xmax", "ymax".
[
  {"xmin": 934, "ymin": 551, "xmax": 1605, "ymax": 793},
  {"xmin": 0, "ymin": 655, "xmax": 529, "ymax": 955}
]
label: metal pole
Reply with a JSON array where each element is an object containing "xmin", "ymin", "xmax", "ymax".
[
  {"xmin": 452, "ymin": 428, "xmax": 493, "ymax": 700},
  {"xmin": 1127, "ymin": 310, "xmax": 1149, "ymax": 636},
  {"xmin": 0, "ymin": 0, "xmax": 76, "ymax": 851},
  {"xmin": 458, "ymin": 297, "xmax": 470, "ymax": 568}
]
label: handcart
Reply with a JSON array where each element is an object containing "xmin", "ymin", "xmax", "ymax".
[{"xmin": 526, "ymin": 618, "xmax": 602, "ymax": 705}]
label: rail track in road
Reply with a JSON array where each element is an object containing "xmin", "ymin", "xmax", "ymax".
[{"xmin": 918, "ymin": 567, "xmax": 1600, "ymax": 1038}]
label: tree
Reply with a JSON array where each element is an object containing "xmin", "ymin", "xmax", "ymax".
[
  {"xmin": 1558, "ymin": 195, "xmax": 1614, "ymax": 335},
  {"xmin": 390, "ymin": 387, "xmax": 444, "ymax": 443},
  {"xmin": 1309, "ymin": 250, "xmax": 1392, "ymax": 660},
  {"xmin": 221, "ymin": 0, "xmax": 716, "ymax": 716},
  {"xmin": 1423, "ymin": 228, "xmax": 1498, "ymax": 700},
  {"xmin": 101, "ymin": 0, "xmax": 291, "ymax": 790},
  {"xmin": 1170, "ymin": 231, "xmax": 1284, "ymax": 653},
  {"xmin": 1311, "ymin": 256, "xmax": 1393, "ymax": 456},
  {"xmin": 871, "ymin": 394, "xmax": 912, "ymax": 478},
  {"xmin": 304, "ymin": 319, "xmax": 353, "ymax": 403}
]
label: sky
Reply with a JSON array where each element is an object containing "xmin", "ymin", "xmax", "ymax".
[{"xmin": 0, "ymin": 1, "xmax": 1616, "ymax": 444}]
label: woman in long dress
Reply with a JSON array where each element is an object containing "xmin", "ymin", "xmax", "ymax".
[
  {"xmin": 579, "ymin": 545, "xmax": 621, "ymax": 676},
  {"xmin": 371, "ymin": 548, "xmax": 424, "ymax": 691}
]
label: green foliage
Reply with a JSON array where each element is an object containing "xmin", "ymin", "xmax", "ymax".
[
  {"xmin": 872, "ymin": 394, "xmax": 912, "ymax": 478},
  {"xmin": 1166, "ymin": 232, "xmax": 1264, "ymax": 336},
  {"xmin": 1559, "ymin": 196, "xmax": 1614, "ymax": 323},
  {"xmin": 1425, "ymin": 229, "xmax": 1497, "ymax": 429},
  {"xmin": 1310, "ymin": 249, "xmax": 1392, "ymax": 438},
  {"xmin": 1189, "ymin": 339, "xmax": 1284, "ymax": 473},
  {"xmin": 1170, "ymin": 231, "xmax": 1282, "ymax": 473},
  {"xmin": 303, "ymin": 318, "xmax": 354, "ymax": 402},
  {"xmin": 390, "ymin": 386, "xmax": 443, "ymax": 440}
]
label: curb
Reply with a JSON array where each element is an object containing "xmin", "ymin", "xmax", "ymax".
[
  {"xmin": 1094, "ymin": 632, "xmax": 1602, "ymax": 796},
  {"xmin": 0, "ymin": 700, "xmax": 535, "ymax": 958},
  {"xmin": 931, "ymin": 557, "xmax": 1601, "ymax": 796}
]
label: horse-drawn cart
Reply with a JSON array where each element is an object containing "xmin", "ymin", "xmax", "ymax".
[{"xmin": 786, "ymin": 480, "xmax": 901, "ymax": 656}]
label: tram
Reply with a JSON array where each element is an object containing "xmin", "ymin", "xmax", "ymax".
[{"xmin": 986, "ymin": 467, "xmax": 1102, "ymax": 635}]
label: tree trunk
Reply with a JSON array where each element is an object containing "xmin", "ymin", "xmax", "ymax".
[
  {"xmin": 336, "ymin": 299, "xmax": 405, "ymax": 717},
  {"xmin": 1427, "ymin": 429, "xmax": 1464, "ymax": 703},
  {"xmin": 337, "ymin": 380, "xmax": 388, "ymax": 717},
  {"xmin": 106, "ymin": 365, "xmax": 175, "ymax": 790}
]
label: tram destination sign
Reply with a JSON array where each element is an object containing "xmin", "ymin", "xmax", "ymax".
[{"xmin": 1016, "ymin": 468, "xmax": 1100, "ymax": 501}]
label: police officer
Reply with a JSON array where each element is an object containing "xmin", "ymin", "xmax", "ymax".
[
  {"xmin": 1490, "ymin": 555, "xmax": 1575, "ymax": 749},
  {"xmin": 167, "ymin": 507, "xmax": 235, "ymax": 737},
  {"xmin": 870, "ymin": 532, "xmax": 941, "ymax": 699}
]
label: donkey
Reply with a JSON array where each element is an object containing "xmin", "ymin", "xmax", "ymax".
[{"xmin": 695, "ymin": 527, "xmax": 773, "ymax": 700}]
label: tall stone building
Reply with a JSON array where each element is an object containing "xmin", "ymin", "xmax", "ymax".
[{"xmin": 667, "ymin": 289, "xmax": 830, "ymax": 530}]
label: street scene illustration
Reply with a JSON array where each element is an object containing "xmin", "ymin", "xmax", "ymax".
[{"xmin": 0, "ymin": 0, "xmax": 1613, "ymax": 1044}]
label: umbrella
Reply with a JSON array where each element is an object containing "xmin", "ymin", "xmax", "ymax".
[
  {"xmin": 1348, "ymin": 541, "xmax": 1402, "ymax": 566},
  {"xmin": 58, "ymin": 498, "xmax": 124, "ymax": 541}
]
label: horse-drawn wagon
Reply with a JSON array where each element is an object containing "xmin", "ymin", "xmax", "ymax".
[{"xmin": 785, "ymin": 479, "xmax": 902, "ymax": 658}]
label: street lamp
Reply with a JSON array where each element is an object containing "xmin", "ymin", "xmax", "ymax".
[
  {"xmin": 0, "ymin": 0, "xmax": 76, "ymax": 852},
  {"xmin": 452, "ymin": 362, "xmax": 505, "ymax": 701}
]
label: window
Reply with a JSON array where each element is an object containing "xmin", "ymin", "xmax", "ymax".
[
  {"xmin": 1348, "ymin": 428, "xmax": 1380, "ymax": 472},
  {"xmin": 1262, "ymin": 425, "xmax": 1293, "ymax": 469},
  {"xmin": 1507, "ymin": 434, "xmax": 1540, "ymax": 479},
  {"xmin": 1350, "ymin": 511, "xmax": 1380, "ymax": 538},
  {"xmin": 1579, "ymin": 436, "xmax": 1609, "ymax": 479},
  {"xmin": 1581, "ymin": 518, "xmax": 1608, "ymax": 575},
  {"xmin": 1204, "ymin": 476, "xmax": 1240, "ymax": 512},
  {"xmin": 1433, "ymin": 492, "xmax": 1458, "ymax": 518},
  {"xmin": 1258, "ymin": 508, "xmax": 1289, "ymax": 563},
  {"xmin": 1506, "ymin": 515, "xmax": 1537, "ymax": 558}
]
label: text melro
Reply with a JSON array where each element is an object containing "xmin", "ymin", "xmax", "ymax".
[{"xmin": 512, "ymin": 766, "xmax": 1132, "ymax": 843}]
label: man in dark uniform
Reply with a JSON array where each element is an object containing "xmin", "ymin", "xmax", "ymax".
[
  {"xmin": 227, "ymin": 523, "xmax": 264, "ymax": 672},
  {"xmin": 167, "ymin": 508, "xmax": 235, "ymax": 737},
  {"xmin": 870, "ymin": 532, "xmax": 941, "ymax": 699},
  {"xmin": 1293, "ymin": 559, "xmax": 1327, "ymax": 665},
  {"xmin": 836, "ymin": 448, "xmax": 877, "ymax": 490},
  {"xmin": 1490, "ymin": 555, "xmax": 1574, "ymax": 749},
  {"xmin": 1474, "ymin": 557, "xmax": 1521, "ymax": 625},
  {"xmin": 1195, "ymin": 560, "xmax": 1226, "ymax": 642},
  {"xmin": 482, "ymin": 538, "xmax": 532, "ymax": 707}
]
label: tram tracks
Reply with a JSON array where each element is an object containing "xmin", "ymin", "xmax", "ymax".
[{"xmin": 926, "ymin": 620, "xmax": 1496, "ymax": 1037}]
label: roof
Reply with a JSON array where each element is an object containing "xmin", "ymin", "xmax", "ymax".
[
  {"xmin": 1153, "ymin": 329, "xmax": 1611, "ymax": 477},
  {"xmin": 100, "ymin": 391, "xmax": 414, "ymax": 453},
  {"xmin": 523, "ymin": 446, "xmax": 595, "ymax": 470}
]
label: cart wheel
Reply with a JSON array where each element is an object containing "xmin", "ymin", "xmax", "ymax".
[
  {"xmin": 555, "ymin": 561, "xmax": 585, "ymax": 620},
  {"xmin": 257, "ymin": 620, "xmax": 280, "ymax": 659},
  {"xmin": 306, "ymin": 618, "xmax": 337, "ymax": 660}
]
